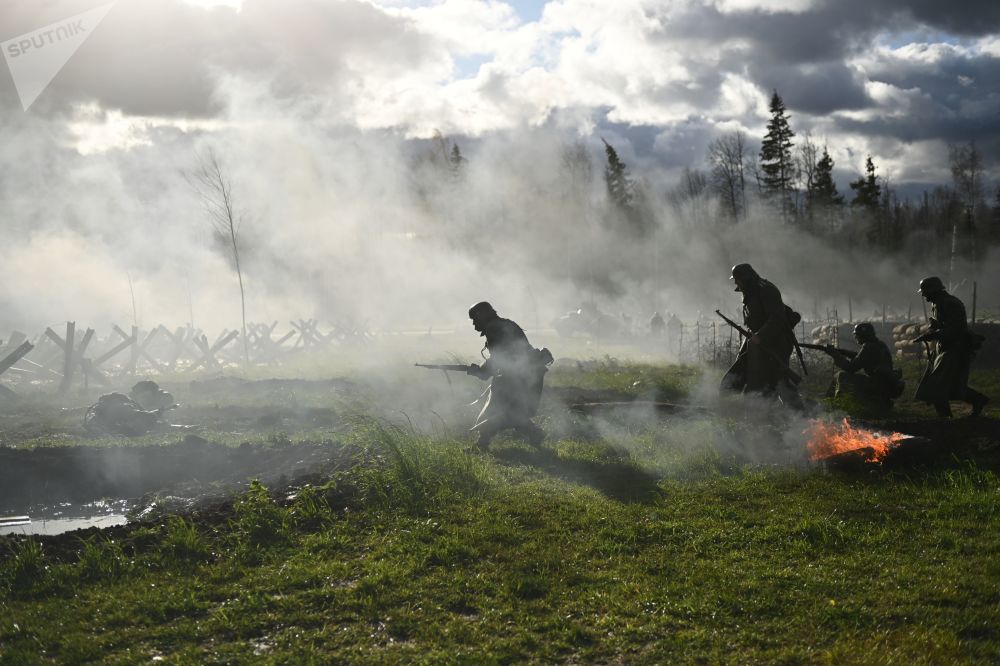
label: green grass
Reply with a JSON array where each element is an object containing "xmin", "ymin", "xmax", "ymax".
[
  {"xmin": 1, "ymin": 360, "xmax": 998, "ymax": 663},
  {"xmin": 547, "ymin": 357, "xmax": 703, "ymax": 401},
  {"xmin": 2, "ymin": 417, "xmax": 999, "ymax": 664}
]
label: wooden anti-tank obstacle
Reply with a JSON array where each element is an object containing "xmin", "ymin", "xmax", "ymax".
[{"xmin": 44, "ymin": 322, "xmax": 110, "ymax": 392}]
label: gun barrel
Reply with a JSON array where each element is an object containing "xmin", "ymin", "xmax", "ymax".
[
  {"xmin": 415, "ymin": 363, "xmax": 470, "ymax": 372},
  {"xmin": 714, "ymin": 309, "xmax": 750, "ymax": 338},
  {"xmin": 800, "ymin": 343, "xmax": 857, "ymax": 357}
]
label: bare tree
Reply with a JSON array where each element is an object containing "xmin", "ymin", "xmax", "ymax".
[
  {"xmin": 668, "ymin": 167, "xmax": 711, "ymax": 228},
  {"xmin": 707, "ymin": 130, "xmax": 748, "ymax": 222},
  {"xmin": 669, "ymin": 167, "xmax": 709, "ymax": 203},
  {"xmin": 949, "ymin": 140, "xmax": 984, "ymax": 210},
  {"xmin": 187, "ymin": 148, "xmax": 250, "ymax": 370},
  {"xmin": 797, "ymin": 132, "xmax": 819, "ymax": 228},
  {"xmin": 797, "ymin": 133, "xmax": 819, "ymax": 194}
]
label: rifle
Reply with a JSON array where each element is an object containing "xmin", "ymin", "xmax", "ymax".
[
  {"xmin": 714, "ymin": 310, "xmax": 802, "ymax": 385},
  {"xmin": 799, "ymin": 343, "xmax": 858, "ymax": 359},
  {"xmin": 415, "ymin": 363, "xmax": 471, "ymax": 372}
]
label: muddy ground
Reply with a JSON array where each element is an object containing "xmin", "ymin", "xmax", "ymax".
[{"xmin": 0, "ymin": 435, "xmax": 357, "ymax": 512}]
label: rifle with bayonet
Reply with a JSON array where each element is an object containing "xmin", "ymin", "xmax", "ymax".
[
  {"xmin": 414, "ymin": 363, "xmax": 472, "ymax": 372},
  {"xmin": 714, "ymin": 309, "xmax": 802, "ymax": 385},
  {"xmin": 415, "ymin": 362, "xmax": 477, "ymax": 394}
]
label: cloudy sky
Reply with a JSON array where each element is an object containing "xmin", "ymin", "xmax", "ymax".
[
  {"xmin": 1, "ymin": 0, "xmax": 998, "ymax": 331},
  {"xmin": 2, "ymin": 0, "xmax": 998, "ymax": 184}
]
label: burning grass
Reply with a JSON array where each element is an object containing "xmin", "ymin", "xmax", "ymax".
[{"xmin": 805, "ymin": 417, "xmax": 911, "ymax": 463}]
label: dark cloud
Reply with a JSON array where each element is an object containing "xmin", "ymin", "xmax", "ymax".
[
  {"xmin": 747, "ymin": 61, "xmax": 870, "ymax": 114},
  {"xmin": 840, "ymin": 48, "xmax": 1000, "ymax": 145},
  {"xmin": 643, "ymin": 6, "xmax": 879, "ymax": 119},
  {"xmin": 869, "ymin": 0, "xmax": 1000, "ymax": 37},
  {"xmin": 647, "ymin": 0, "xmax": 997, "ymax": 116}
]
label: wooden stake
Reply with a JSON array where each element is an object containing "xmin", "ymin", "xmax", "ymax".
[
  {"xmin": 60, "ymin": 322, "xmax": 75, "ymax": 393},
  {"xmin": 971, "ymin": 281, "xmax": 978, "ymax": 326}
]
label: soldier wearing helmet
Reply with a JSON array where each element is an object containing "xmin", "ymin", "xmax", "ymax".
[
  {"xmin": 913, "ymin": 277, "xmax": 989, "ymax": 417},
  {"xmin": 720, "ymin": 263, "xmax": 803, "ymax": 408},
  {"xmin": 466, "ymin": 301, "xmax": 553, "ymax": 450},
  {"xmin": 826, "ymin": 322, "xmax": 901, "ymax": 408}
]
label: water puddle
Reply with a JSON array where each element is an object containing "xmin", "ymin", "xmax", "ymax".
[{"xmin": 0, "ymin": 499, "xmax": 131, "ymax": 536}]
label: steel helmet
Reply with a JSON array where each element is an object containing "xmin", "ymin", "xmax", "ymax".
[
  {"xmin": 853, "ymin": 322, "xmax": 876, "ymax": 342},
  {"xmin": 917, "ymin": 276, "xmax": 945, "ymax": 295},
  {"xmin": 729, "ymin": 263, "xmax": 760, "ymax": 291},
  {"xmin": 468, "ymin": 301, "xmax": 497, "ymax": 320}
]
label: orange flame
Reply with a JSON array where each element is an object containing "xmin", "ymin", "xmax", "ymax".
[{"xmin": 804, "ymin": 418, "xmax": 908, "ymax": 463}]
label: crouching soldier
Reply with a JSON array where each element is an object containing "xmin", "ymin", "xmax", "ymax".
[
  {"xmin": 826, "ymin": 323, "xmax": 902, "ymax": 409},
  {"xmin": 84, "ymin": 393, "xmax": 165, "ymax": 436},
  {"xmin": 466, "ymin": 301, "xmax": 553, "ymax": 450},
  {"xmin": 84, "ymin": 381, "xmax": 179, "ymax": 436},
  {"xmin": 129, "ymin": 380, "xmax": 177, "ymax": 411}
]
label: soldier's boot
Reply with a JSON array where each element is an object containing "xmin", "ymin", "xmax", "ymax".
[
  {"xmin": 776, "ymin": 381, "xmax": 805, "ymax": 412},
  {"xmin": 933, "ymin": 401, "xmax": 952, "ymax": 418},
  {"xmin": 521, "ymin": 422, "xmax": 545, "ymax": 447},
  {"xmin": 968, "ymin": 391, "xmax": 989, "ymax": 418},
  {"xmin": 475, "ymin": 425, "xmax": 500, "ymax": 452}
]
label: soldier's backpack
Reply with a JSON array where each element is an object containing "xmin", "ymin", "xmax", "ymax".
[
  {"xmin": 785, "ymin": 304, "xmax": 802, "ymax": 329},
  {"xmin": 535, "ymin": 347, "xmax": 554, "ymax": 368}
]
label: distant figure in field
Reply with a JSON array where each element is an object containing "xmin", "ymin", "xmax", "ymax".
[
  {"xmin": 826, "ymin": 323, "xmax": 902, "ymax": 409},
  {"xmin": 720, "ymin": 263, "xmax": 802, "ymax": 409},
  {"xmin": 649, "ymin": 311, "xmax": 665, "ymax": 337},
  {"xmin": 621, "ymin": 312, "xmax": 633, "ymax": 337},
  {"xmin": 666, "ymin": 312, "xmax": 682, "ymax": 352},
  {"xmin": 913, "ymin": 277, "xmax": 989, "ymax": 418},
  {"xmin": 466, "ymin": 301, "xmax": 553, "ymax": 450}
]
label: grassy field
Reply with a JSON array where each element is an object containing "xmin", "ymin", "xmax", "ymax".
[{"xmin": 1, "ymin": 357, "xmax": 998, "ymax": 664}]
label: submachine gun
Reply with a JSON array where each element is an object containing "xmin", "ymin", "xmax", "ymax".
[{"xmin": 715, "ymin": 309, "xmax": 803, "ymax": 385}]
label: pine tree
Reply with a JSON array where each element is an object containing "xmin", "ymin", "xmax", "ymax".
[
  {"xmin": 810, "ymin": 147, "xmax": 843, "ymax": 206},
  {"xmin": 808, "ymin": 146, "xmax": 843, "ymax": 234},
  {"xmin": 601, "ymin": 138, "xmax": 654, "ymax": 236},
  {"xmin": 849, "ymin": 156, "xmax": 880, "ymax": 211},
  {"xmin": 602, "ymin": 138, "xmax": 633, "ymax": 212},
  {"xmin": 449, "ymin": 143, "xmax": 465, "ymax": 180},
  {"xmin": 758, "ymin": 90, "xmax": 796, "ymax": 220}
]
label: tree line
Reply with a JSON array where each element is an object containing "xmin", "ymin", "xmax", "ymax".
[
  {"xmin": 659, "ymin": 91, "xmax": 999, "ymax": 265},
  {"xmin": 423, "ymin": 92, "xmax": 998, "ymax": 268}
]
